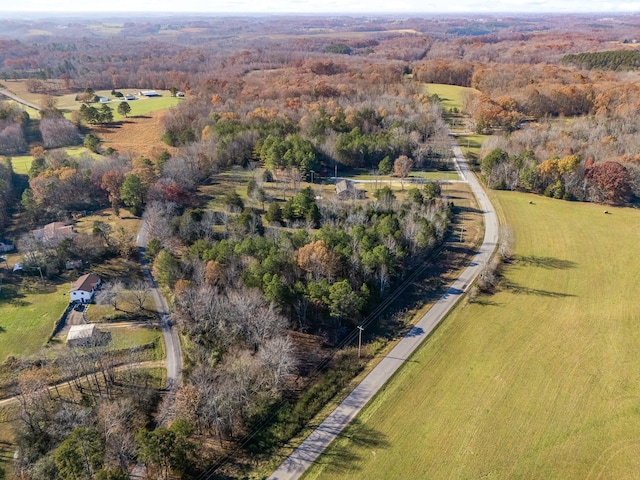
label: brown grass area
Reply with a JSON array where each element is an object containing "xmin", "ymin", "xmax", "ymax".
[
  {"xmin": 2, "ymin": 78, "xmax": 68, "ymax": 102},
  {"xmin": 89, "ymin": 112, "xmax": 177, "ymax": 159},
  {"xmin": 2, "ymin": 80, "xmax": 175, "ymax": 159}
]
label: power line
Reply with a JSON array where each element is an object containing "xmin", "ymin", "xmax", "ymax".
[{"xmin": 195, "ymin": 234, "xmax": 456, "ymax": 480}]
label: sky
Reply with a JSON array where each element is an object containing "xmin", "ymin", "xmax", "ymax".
[{"xmin": 1, "ymin": 0, "xmax": 639, "ymax": 14}]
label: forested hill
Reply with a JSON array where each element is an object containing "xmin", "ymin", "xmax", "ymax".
[{"xmin": 562, "ymin": 49, "xmax": 640, "ymax": 70}]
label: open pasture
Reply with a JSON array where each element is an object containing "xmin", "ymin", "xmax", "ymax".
[
  {"xmin": 425, "ymin": 83, "xmax": 479, "ymax": 111},
  {"xmin": 305, "ymin": 191, "xmax": 640, "ymax": 479},
  {"xmin": 0, "ymin": 281, "xmax": 68, "ymax": 361}
]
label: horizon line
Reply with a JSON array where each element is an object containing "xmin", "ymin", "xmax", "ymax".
[{"xmin": 0, "ymin": 10, "xmax": 639, "ymax": 15}]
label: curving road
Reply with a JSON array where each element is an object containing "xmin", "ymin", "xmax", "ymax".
[
  {"xmin": 137, "ymin": 221, "xmax": 182, "ymax": 390},
  {"xmin": 269, "ymin": 138, "xmax": 499, "ymax": 480}
]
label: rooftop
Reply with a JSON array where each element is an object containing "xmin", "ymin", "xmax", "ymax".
[
  {"xmin": 67, "ymin": 323, "xmax": 97, "ymax": 342},
  {"xmin": 70, "ymin": 273, "xmax": 100, "ymax": 293}
]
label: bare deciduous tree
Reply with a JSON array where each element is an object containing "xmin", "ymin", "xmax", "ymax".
[
  {"xmin": 125, "ymin": 279, "xmax": 151, "ymax": 312},
  {"xmin": 258, "ymin": 336, "xmax": 297, "ymax": 390},
  {"xmin": 95, "ymin": 279, "xmax": 124, "ymax": 310},
  {"xmin": 394, "ymin": 155, "xmax": 414, "ymax": 191}
]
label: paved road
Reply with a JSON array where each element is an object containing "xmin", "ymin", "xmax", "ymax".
[
  {"xmin": 0, "ymin": 89, "xmax": 42, "ymax": 111},
  {"xmin": 136, "ymin": 221, "xmax": 182, "ymax": 390},
  {"xmin": 269, "ymin": 139, "xmax": 499, "ymax": 480}
]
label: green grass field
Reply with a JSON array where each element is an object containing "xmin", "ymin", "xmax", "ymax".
[
  {"xmin": 0, "ymin": 282, "xmax": 68, "ymax": 361},
  {"xmin": 7, "ymin": 147, "xmax": 102, "ymax": 175},
  {"xmin": 108, "ymin": 95, "xmax": 181, "ymax": 121},
  {"xmin": 423, "ymin": 83, "xmax": 487, "ymax": 162},
  {"xmin": 108, "ymin": 327, "xmax": 162, "ymax": 358},
  {"xmin": 9, "ymin": 155, "xmax": 34, "ymax": 175},
  {"xmin": 425, "ymin": 83, "xmax": 479, "ymax": 111},
  {"xmin": 58, "ymin": 90, "xmax": 181, "ymax": 121},
  {"xmin": 305, "ymin": 191, "xmax": 640, "ymax": 479}
]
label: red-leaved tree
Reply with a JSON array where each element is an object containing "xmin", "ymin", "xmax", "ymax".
[{"xmin": 586, "ymin": 161, "xmax": 633, "ymax": 205}]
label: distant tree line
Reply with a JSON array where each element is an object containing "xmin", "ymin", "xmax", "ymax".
[{"xmin": 561, "ymin": 50, "xmax": 640, "ymax": 71}]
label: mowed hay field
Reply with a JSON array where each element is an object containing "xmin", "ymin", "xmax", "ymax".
[{"xmin": 305, "ymin": 191, "xmax": 640, "ymax": 480}]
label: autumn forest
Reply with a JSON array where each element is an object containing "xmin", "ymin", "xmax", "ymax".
[{"xmin": 0, "ymin": 11, "xmax": 640, "ymax": 480}]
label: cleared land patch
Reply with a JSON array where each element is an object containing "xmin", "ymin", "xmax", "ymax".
[
  {"xmin": 0, "ymin": 282, "xmax": 69, "ymax": 361},
  {"xmin": 425, "ymin": 83, "xmax": 479, "ymax": 111},
  {"xmin": 90, "ymin": 110, "xmax": 175, "ymax": 158},
  {"xmin": 304, "ymin": 191, "xmax": 640, "ymax": 479}
]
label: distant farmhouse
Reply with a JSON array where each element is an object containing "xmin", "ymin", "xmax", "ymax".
[
  {"xmin": 67, "ymin": 324, "xmax": 101, "ymax": 347},
  {"xmin": 335, "ymin": 179, "xmax": 364, "ymax": 200},
  {"xmin": 32, "ymin": 222, "xmax": 75, "ymax": 246},
  {"xmin": 0, "ymin": 238, "xmax": 14, "ymax": 253},
  {"xmin": 124, "ymin": 93, "xmax": 136, "ymax": 100},
  {"xmin": 70, "ymin": 273, "xmax": 101, "ymax": 303},
  {"xmin": 139, "ymin": 90, "xmax": 160, "ymax": 97}
]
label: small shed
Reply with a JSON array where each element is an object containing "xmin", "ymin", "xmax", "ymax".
[
  {"xmin": 67, "ymin": 324, "xmax": 99, "ymax": 347},
  {"xmin": 335, "ymin": 179, "xmax": 365, "ymax": 200},
  {"xmin": 0, "ymin": 239, "xmax": 14, "ymax": 253},
  {"xmin": 70, "ymin": 273, "xmax": 101, "ymax": 303}
]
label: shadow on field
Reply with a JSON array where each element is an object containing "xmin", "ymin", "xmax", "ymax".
[
  {"xmin": 518, "ymin": 255, "xmax": 577, "ymax": 270},
  {"xmin": 0, "ymin": 283, "xmax": 27, "ymax": 307},
  {"xmin": 314, "ymin": 419, "xmax": 390, "ymax": 473},
  {"xmin": 473, "ymin": 298, "xmax": 502, "ymax": 307},
  {"xmin": 455, "ymin": 205, "xmax": 484, "ymax": 215},
  {"xmin": 504, "ymin": 280, "xmax": 575, "ymax": 298}
]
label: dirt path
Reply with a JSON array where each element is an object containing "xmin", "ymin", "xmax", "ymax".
[{"xmin": 0, "ymin": 360, "xmax": 164, "ymax": 409}]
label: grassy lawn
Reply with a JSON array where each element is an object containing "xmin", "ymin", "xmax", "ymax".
[
  {"xmin": 109, "ymin": 95, "xmax": 181, "ymax": 121},
  {"xmin": 107, "ymin": 326, "xmax": 163, "ymax": 358},
  {"xmin": 304, "ymin": 191, "xmax": 640, "ymax": 479},
  {"xmin": 0, "ymin": 282, "xmax": 68, "ymax": 361},
  {"xmin": 6, "ymin": 147, "xmax": 102, "ymax": 176},
  {"xmin": 58, "ymin": 90, "xmax": 181, "ymax": 120},
  {"xmin": 73, "ymin": 209, "xmax": 141, "ymax": 240},
  {"xmin": 8, "ymin": 155, "xmax": 33, "ymax": 175},
  {"xmin": 422, "ymin": 83, "xmax": 487, "ymax": 164},
  {"xmin": 424, "ymin": 83, "xmax": 479, "ymax": 111},
  {"xmin": 1, "ymin": 80, "xmax": 180, "ymax": 121}
]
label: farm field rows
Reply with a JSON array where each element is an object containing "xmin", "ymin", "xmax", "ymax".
[{"xmin": 304, "ymin": 191, "xmax": 640, "ymax": 479}]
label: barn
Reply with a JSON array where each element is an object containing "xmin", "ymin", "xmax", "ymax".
[{"xmin": 67, "ymin": 324, "xmax": 100, "ymax": 347}]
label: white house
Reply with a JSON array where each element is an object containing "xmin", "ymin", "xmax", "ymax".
[
  {"xmin": 67, "ymin": 324, "xmax": 100, "ymax": 347},
  {"xmin": 70, "ymin": 273, "xmax": 101, "ymax": 303}
]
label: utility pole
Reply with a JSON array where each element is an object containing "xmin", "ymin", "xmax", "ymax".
[{"xmin": 357, "ymin": 325, "xmax": 365, "ymax": 358}]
